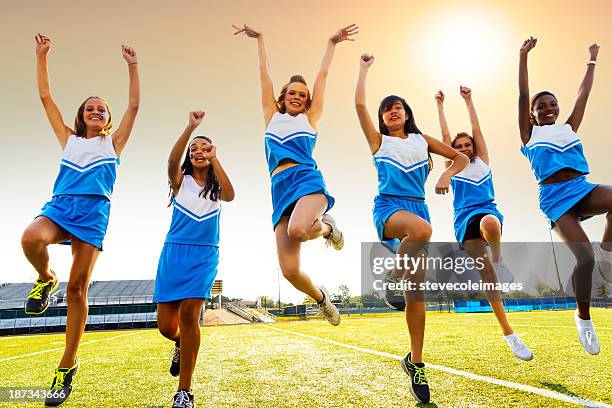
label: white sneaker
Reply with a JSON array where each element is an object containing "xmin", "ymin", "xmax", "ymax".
[
  {"xmin": 593, "ymin": 242, "xmax": 612, "ymax": 283},
  {"xmin": 574, "ymin": 310, "xmax": 600, "ymax": 355},
  {"xmin": 321, "ymin": 214, "xmax": 344, "ymax": 250},
  {"xmin": 503, "ymin": 333, "xmax": 533, "ymax": 361},
  {"xmin": 493, "ymin": 260, "xmax": 514, "ymax": 284},
  {"xmin": 317, "ymin": 286, "xmax": 340, "ymax": 326}
]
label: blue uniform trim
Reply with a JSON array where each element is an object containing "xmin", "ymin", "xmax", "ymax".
[
  {"xmin": 173, "ymin": 201, "xmax": 221, "ymax": 223},
  {"xmin": 265, "ymin": 131, "xmax": 317, "ymax": 143},
  {"xmin": 60, "ymin": 157, "xmax": 118, "ymax": 172},
  {"xmin": 373, "ymin": 157, "xmax": 429, "ymax": 173}
]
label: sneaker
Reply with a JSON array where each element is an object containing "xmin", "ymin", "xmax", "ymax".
[
  {"xmin": 400, "ymin": 352, "xmax": 430, "ymax": 403},
  {"xmin": 44, "ymin": 358, "xmax": 79, "ymax": 407},
  {"xmin": 503, "ymin": 333, "xmax": 534, "ymax": 361},
  {"xmin": 172, "ymin": 389, "xmax": 195, "ymax": 408},
  {"xmin": 317, "ymin": 286, "xmax": 340, "ymax": 326},
  {"xmin": 170, "ymin": 343, "xmax": 180, "ymax": 377},
  {"xmin": 493, "ymin": 261, "xmax": 514, "ymax": 284},
  {"xmin": 593, "ymin": 242, "xmax": 612, "ymax": 283},
  {"xmin": 574, "ymin": 310, "xmax": 600, "ymax": 355},
  {"xmin": 25, "ymin": 272, "xmax": 59, "ymax": 315},
  {"xmin": 321, "ymin": 214, "xmax": 344, "ymax": 250},
  {"xmin": 383, "ymin": 274, "xmax": 405, "ymax": 312}
]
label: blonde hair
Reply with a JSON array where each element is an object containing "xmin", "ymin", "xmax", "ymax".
[
  {"xmin": 74, "ymin": 96, "xmax": 113, "ymax": 137},
  {"xmin": 276, "ymin": 75, "xmax": 311, "ymax": 113}
]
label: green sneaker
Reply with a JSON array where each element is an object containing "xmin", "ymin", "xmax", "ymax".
[
  {"xmin": 45, "ymin": 358, "xmax": 79, "ymax": 407},
  {"xmin": 25, "ymin": 272, "xmax": 59, "ymax": 314}
]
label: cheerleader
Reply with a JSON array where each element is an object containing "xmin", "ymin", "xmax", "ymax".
[
  {"xmin": 519, "ymin": 37, "xmax": 610, "ymax": 355},
  {"xmin": 436, "ymin": 86, "xmax": 533, "ymax": 361},
  {"xmin": 232, "ymin": 23, "xmax": 357, "ymax": 325},
  {"xmin": 20, "ymin": 34, "xmax": 139, "ymax": 406},
  {"xmin": 355, "ymin": 53, "xmax": 469, "ymax": 403}
]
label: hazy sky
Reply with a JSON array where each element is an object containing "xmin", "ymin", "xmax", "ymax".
[{"xmin": 1, "ymin": 1, "xmax": 610, "ymax": 303}]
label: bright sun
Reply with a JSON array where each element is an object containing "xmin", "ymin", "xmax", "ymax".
[{"xmin": 408, "ymin": 8, "xmax": 514, "ymax": 88}]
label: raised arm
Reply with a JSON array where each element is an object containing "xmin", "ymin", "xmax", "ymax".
[
  {"xmin": 355, "ymin": 54, "xmax": 381, "ymax": 154},
  {"xmin": 566, "ymin": 44, "xmax": 599, "ymax": 131},
  {"xmin": 435, "ymin": 90, "xmax": 452, "ymax": 169},
  {"xmin": 308, "ymin": 24, "xmax": 358, "ymax": 125},
  {"xmin": 168, "ymin": 111, "xmax": 205, "ymax": 195},
  {"xmin": 518, "ymin": 36, "xmax": 537, "ymax": 144},
  {"xmin": 205, "ymin": 147, "xmax": 235, "ymax": 202},
  {"xmin": 423, "ymin": 135, "xmax": 469, "ymax": 195},
  {"xmin": 111, "ymin": 45, "xmax": 140, "ymax": 156},
  {"xmin": 460, "ymin": 86, "xmax": 489, "ymax": 164},
  {"xmin": 35, "ymin": 34, "xmax": 72, "ymax": 148},
  {"xmin": 232, "ymin": 24, "xmax": 277, "ymax": 126}
]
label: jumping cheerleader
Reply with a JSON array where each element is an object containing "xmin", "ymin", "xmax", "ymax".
[
  {"xmin": 232, "ymin": 23, "xmax": 357, "ymax": 325},
  {"xmin": 355, "ymin": 53, "xmax": 469, "ymax": 403},
  {"xmin": 21, "ymin": 34, "xmax": 139, "ymax": 406}
]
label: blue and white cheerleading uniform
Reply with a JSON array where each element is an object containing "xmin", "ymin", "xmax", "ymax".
[
  {"xmin": 265, "ymin": 112, "xmax": 334, "ymax": 229},
  {"xmin": 520, "ymin": 123, "xmax": 597, "ymax": 224},
  {"xmin": 39, "ymin": 135, "xmax": 118, "ymax": 249},
  {"xmin": 450, "ymin": 157, "xmax": 503, "ymax": 242},
  {"xmin": 372, "ymin": 134, "xmax": 431, "ymax": 253},
  {"xmin": 154, "ymin": 175, "xmax": 221, "ymax": 302}
]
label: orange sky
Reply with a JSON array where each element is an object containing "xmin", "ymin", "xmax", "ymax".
[{"xmin": 1, "ymin": 0, "xmax": 610, "ymax": 302}]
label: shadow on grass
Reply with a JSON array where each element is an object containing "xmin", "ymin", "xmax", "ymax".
[
  {"xmin": 416, "ymin": 403, "xmax": 439, "ymax": 407},
  {"xmin": 541, "ymin": 382, "xmax": 581, "ymax": 399}
]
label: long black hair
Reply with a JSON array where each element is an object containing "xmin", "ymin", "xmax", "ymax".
[
  {"xmin": 377, "ymin": 95, "xmax": 432, "ymax": 171},
  {"xmin": 168, "ymin": 136, "xmax": 221, "ymax": 205}
]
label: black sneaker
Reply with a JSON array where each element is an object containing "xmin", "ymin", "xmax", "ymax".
[
  {"xmin": 44, "ymin": 358, "xmax": 79, "ymax": 407},
  {"xmin": 170, "ymin": 343, "xmax": 180, "ymax": 377},
  {"xmin": 25, "ymin": 272, "xmax": 59, "ymax": 315},
  {"xmin": 400, "ymin": 352, "xmax": 430, "ymax": 403},
  {"xmin": 172, "ymin": 389, "xmax": 195, "ymax": 408},
  {"xmin": 384, "ymin": 274, "xmax": 405, "ymax": 312}
]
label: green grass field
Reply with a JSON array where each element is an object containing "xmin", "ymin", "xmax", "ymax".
[{"xmin": 0, "ymin": 309, "xmax": 610, "ymax": 407}]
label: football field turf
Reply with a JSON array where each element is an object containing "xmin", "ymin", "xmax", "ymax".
[{"xmin": 0, "ymin": 309, "xmax": 610, "ymax": 407}]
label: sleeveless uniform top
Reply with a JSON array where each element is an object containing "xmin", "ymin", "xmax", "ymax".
[
  {"xmin": 450, "ymin": 157, "xmax": 495, "ymax": 210},
  {"xmin": 165, "ymin": 175, "xmax": 221, "ymax": 246},
  {"xmin": 52, "ymin": 135, "xmax": 118, "ymax": 200},
  {"xmin": 520, "ymin": 123, "xmax": 589, "ymax": 182},
  {"xmin": 264, "ymin": 112, "xmax": 317, "ymax": 174},
  {"xmin": 373, "ymin": 134, "xmax": 429, "ymax": 198}
]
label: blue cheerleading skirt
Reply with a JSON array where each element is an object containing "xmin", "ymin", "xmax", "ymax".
[
  {"xmin": 153, "ymin": 243, "xmax": 219, "ymax": 302},
  {"xmin": 538, "ymin": 175, "xmax": 598, "ymax": 225},
  {"xmin": 453, "ymin": 202, "xmax": 503, "ymax": 243},
  {"xmin": 372, "ymin": 194, "xmax": 431, "ymax": 254},
  {"xmin": 270, "ymin": 164, "xmax": 335, "ymax": 229},
  {"xmin": 38, "ymin": 194, "xmax": 110, "ymax": 250}
]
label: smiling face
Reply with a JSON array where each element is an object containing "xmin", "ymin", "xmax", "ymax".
[
  {"xmin": 452, "ymin": 135, "xmax": 475, "ymax": 160},
  {"xmin": 75, "ymin": 96, "xmax": 112, "ymax": 137},
  {"xmin": 382, "ymin": 100, "xmax": 408, "ymax": 133},
  {"xmin": 282, "ymin": 82, "xmax": 310, "ymax": 115},
  {"xmin": 531, "ymin": 94, "xmax": 559, "ymax": 126},
  {"xmin": 189, "ymin": 138, "xmax": 212, "ymax": 170}
]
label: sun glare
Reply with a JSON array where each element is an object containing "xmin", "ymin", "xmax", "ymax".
[{"xmin": 408, "ymin": 8, "xmax": 514, "ymax": 88}]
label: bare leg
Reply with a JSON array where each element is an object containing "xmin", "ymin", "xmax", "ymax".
[
  {"xmin": 59, "ymin": 239, "xmax": 100, "ymax": 368},
  {"xmin": 177, "ymin": 299, "xmax": 205, "ymax": 391},
  {"xmin": 464, "ymin": 239, "xmax": 513, "ymax": 336},
  {"xmin": 479, "ymin": 215, "xmax": 502, "ymax": 263},
  {"xmin": 275, "ymin": 218, "xmax": 324, "ymax": 302},
  {"xmin": 21, "ymin": 217, "xmax": 70, "ymax": 282},
  {"xmin": 286, "ymin": 194, "xmax": 331, "ymax": 242},
  {"xmin": 157, "ymin": 301, "xmax": 181, "ymax": 343},
  {"xmin": 383, "ymin": 210, "xmax": 432, "ymax": 363},
  {"xmin": 573, "ymin": 185, "xmax": 612, "ymax": 250}
]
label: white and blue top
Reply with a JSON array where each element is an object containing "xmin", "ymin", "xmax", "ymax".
[
  {"xmin": 373, "ymin": 134, "xmax": 429, "ymax": 197},
  {"xmin": 52, "ymin": 135, "xmax": 118, "ymax": 200},
  {"xmin": 450, "ymin": 157, "xmax": 495, "ymax": 209},
  {"xmin": 264, "ymin": 112, "xmax": 317, "ymax": 174},
  {"xmin": 165, "ymin": 175, "xmax": 221, "ymax": 246},
  {"xmin": 520, "ymin": 123, "xmax": 589, "ymax": 182}
]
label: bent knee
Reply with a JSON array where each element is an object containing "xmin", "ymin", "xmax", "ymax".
[
  {"xmin": 287, "ymin": 224, "xmax": 310, "ymax": 242},
  {"xmin": 480, "ymin": 215, "xmax": 501, "ymax": 233},
  {"xmin": 408, "ymin": 223, "xmax": 432, "ymax": 243},
  {"xmin": 281, "ymin": 266, "xmax": 300, "ymax": 280},
  {"xmin": 21, "ymin": 229, "xmax": 45, "ymax": 250}
]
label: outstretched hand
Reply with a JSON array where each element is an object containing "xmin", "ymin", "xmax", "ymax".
[
  {"xmin": 330, "ymin": 24, "xmax": 359, "ymax": 44},
  {"xmin": 360, "ymin": 53, "xmax": 375, "ymax": 67},
  {"xmin": 435, "ymin": 90, "xmax": 445, "ymax": 104},
  {"xmin": 203, "ymin": 144, "xmax": 217, "ymax": 160},
  {"xmin": 459, "ymin": 86, "xmax": 471, "ymax": 101},
  {"xmin": 188, "ymin": 111, "xmax": 205, "ymax": 128},
  {"xmin": 520, "ymin": 36, "xmax": 537, "ymax": 54},
  {"xmin": 122, "ymin": 45, "xmax": 137, "ymax": 64},
  {"xmin": 35, "ymin": 33, "xmax": 51, "ymax": 57},
  {"xmin": 232, "ymin": 24, "xmax": 261, "ymax": 38},
  {"xmin": 589, "ymin": 43, "xmax": 600, "ymax": 61}
]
